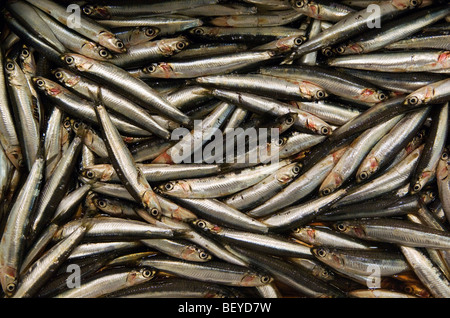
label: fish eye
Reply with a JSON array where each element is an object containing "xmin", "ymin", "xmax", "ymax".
[
  {"xmin": 407, "ymin": 96, "xmax": 419, "ymax": 105},
  {"xmin": 320, "ymin": 269, "xmax": 330, "ymax": 279},
  {"xmin": 413, "ymin": 183, "xmax": 422, "ymax": 192},
  {"xmin": 293, "ymin": 37, "xmax": 304, "ymax": 46},
  {"xmin": 359, "ymin": 171, "xmax": 369, "ymax": 180},
  {"xmin": 410, "ymin": 0, "xmax": 419, "ymax": 7},
  {"xmin": 441, "ymin": 152, "xmax": 448, "ymax": 160},
  {"xmin": 6, "ymin": 283, "xmax": 16, "ymax": 293},
  {"xmin": 321, "ymin": 188, "xmax": 332, "ymax": 196},
  {"xmin": 63, "ymin": 120, "xmax": 71, "ymax": 128},
  {"xmin": 176, "ymin": 41, "xmax": 186, "ymax": 50},
  {"xmin": 142, "ymin": 269, "xmax": 153, "ymax": 278},
  {"xmin": 316, "ymin": 90, "xmax": 326, "ymax": 99},
  {"xmin": 65, "ymin": 56, "xmax": 74, "ymax": 65},
  {"xmin": 145, "ymin": 28, "xmax": 156, "ymax": 37},
  {"xmin": 196, "ymin": 220, "xmax": 207, "ymax": 229},
  {"xmin": 294, "ymin": 0, "xmax": 306, "ymax": 8},
  {"xmin": 322, "ymin": 47, "xmax": 333, "ymax": 57},
  {"xmin": 428, "ymin": 191, "xmax": 436, "ymax": 199},
  {"xmin": 417, "ymin": 131, "xmax": 425, "ymax": 139},
  {"xmin": 192, "ymin": 27, "xmax": 204, "ymax": 35},
  {"xmin": 145, "ymin": 65, "xmax": 157, "ymax": 73},
  {"xmin": 85, "ymin": 170, "xmax": 95, "ymax": 179},
  {"xmin": 292, "ymin": 165, "xmax": 301, "ymax": 174},
  {"xmin": 404, "ymin": 286, "xmax": 414, "ymax": 294},
  {"xmin": 150, "ymin": 208, "xmax": 160, "ymax": 217},
  {"xmin": 164, "ymin": 182, "xmax": 174, "ymax": 191},
  {"xmin": 285, "ymin": 115, "xmax": 295, "ymax": 125},
  {"xmin": 99, "ymin": 49, "xmax": 109, "ymax": 58},
  {"xmin": 21, "ymin": 49, "xmax": 30, "ymax": 57},
  {"xmin": 5, "ymin": 62, "xmax": 15, "ymax": 71},
  {"xmin": 336, "ymin": 46, "xmax": 345, "ymax": 54},
  {"xmin": 316, "ymin": 248, "xmax": 327, "ymax": 258},
  {"xmin": 82, "ymin": 6, "xmax": 93, "ymax": 15},
  {"xmin": 199, "ymin": 251, "xmax": 209, "ymax": 259},
  {"xmin": 260, "ymin": 275, "xmax": 271, "ymax": 284},
  {"xmin": 116, "ymin": 41, "xmax": 125, "ymax": 49},
  {"xmin": 320, "ymin": 126, "xmax": 330, "ymax": 135},
  {"xmin": 73, "ymin": 121, "xmax": 81, "ymax": 130},
  {"xmin": 35, "ymin": 79, "xmax": 45, "ymax": 87},
  {"xmin": 336, "ymin": 223, "xmax": 346, "ymax": 232},
  {"xmin": 378, "ymin": 91, "xmax": 387, "ymax": 101},
  {"xmin": 275, "ymin": 138, "xmax": 284, "ymax": 146},
  {"xmin": 54, "ymin": 71, "xmax": 63, "ymax": 79},
  {"xmin": 97, "ymin": 199, "xmax": 107, "ymax": 208}
]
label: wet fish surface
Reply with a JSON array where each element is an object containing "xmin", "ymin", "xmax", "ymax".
[{"xmin": 0, "ymin": 0, "xmax": 449, "ymax": 300}]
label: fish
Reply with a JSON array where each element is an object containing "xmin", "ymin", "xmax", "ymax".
[{"xmin": 1, "ymin": 0, "xmax": 450, "ymax": 300}]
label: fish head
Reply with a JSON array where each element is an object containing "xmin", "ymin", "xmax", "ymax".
[
  {"xmin": 0, "ymin": 266, "xmax": 17, "ymax": 297},
  {"xmin": 158, "ymin": 37, "xmax": 190, "ymax": 57},
  {"xmin": 392, "ymin": 0, "xmax": 422, "ymax": 10},
  {"xmin": 297, "ymin": 81, "xmax": 328, "ymax": 100},
  {"xmin": 61, "ymin": 53, "xmax": 95, "ymax": 72},
  {"xmin": 98, "ymin": 31, "xmax": 127, "ymax": 54},
  {"xmin": 356, "ymin": 156, "xmax": 378, "ymax": 183},
  {"xmin": 4, "ymin": 58, "xmax": 23, "ymax": 85},
  {"xmin": 82, "ymin": 164, "xmax": 115, "ymax": 182},
  {"xmin": 52, "ymin": 68, "xmax": 81, "ymax": 88},
  {"xmin": 271, "ymin": 35, "xmax": 306, "ymax": 53},
  {"xmin": 311, "ymin": 247, "xmax": 345, "ymax": 270},
  {"xmin": 291, "ymin": 0, "xmax": 313, "ymax": 13},
  {"xmin": 159, "ymin": 180, "xmax": 190, "ymax": 197},
  {"xmin": 292, "ymin": 226, "xmax": 317, "ymax": 245},
  {"xmin": 404, "ymin": 86, "xmax": 435, "ymax": 106},
  {"xmin": 241, "ymin": 272, "xmax": 273, "ymax": 287},
  {"xmin": 436, "ymin": 148, "xmax": 449, "ymax": 180},
  {"xmin": 181, "ymin": 245, "xmax": 212, "ymax": 262},
  {"xmin": 81, "ymin": 42, "xmax": 113, "ymax": 61},
  {"xmin": 32, "ymin": 76, "xmax": 64, "ymax": 97},
  {"xmin": 358, "ymin": 88, "xmax": 388, "ymax": 104},
  {"xmin": 332, "ymin": 221, "xmax": 366, "ymax": 239},
  {"xmin": 319, "ymin": 171, "xmax": 342, "ymax": 196},
  {"xmin": 334, "ymin": 43, "xmax": 362, "ymax": 55},
  {"xmin": 144, "ymin": 62, "xmax": 175, "ymax": 79},
  {"xmin": 93, "ymin": 196, "xmax": 124, "ymax": 215},
  {"xmin": 127, "ymin": 267, "xmax": 156, "ymax": 286},
  {"xmin": 192, "ymin": 219, "xmax": 221, "ymax": 235},
  {"xmin": 81, "ymin": 5, "xmax": 111, "ymax": 19},
  {"xmin": 276, "ymin": 163, "xmax": 302, "ymax": 183},
  {"xmin": 18, "ymin": 45, "xmax": 35, "ymax": 74},
  {"xmin": 410, "ymin": 170, "xmax": 434, "ymax": 194}
]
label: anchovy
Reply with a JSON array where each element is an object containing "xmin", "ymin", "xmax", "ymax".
[
  {"xmin": 53, "ymin": 267, "xmax": 156, "ymax": 298},
  {"xmin": 0, "ymin": 157, "xmax": 44, "ymax": 296},
  {"xmin": 82, "ymin": 0, "xmax": 219, "ymax": 18},
  {"xmin": 334, "ymin": 6, "xmax": 450, "ymax": 55},
  {"xmin": 248, "ymin": 147, "xmax": 347, "ymax": 217},
  {"xmin": 25, "ymin": 0, "xmax": 126, "ymax": 53},
  {"xmin": 286, "ymin": 0, "xmax": 419, "ymax": 62},
  {"xmin": 140, "ymin": 50, "xmax": 276, "ymax": 79},
  {"xmin": 139, "ymin": 255, "xmax": 272, "ymax": 287},
  {"xmin": 60, "ymin": 53, "xmax": 192, "ymax": 127},
  {"xmin": 53, "ymin": 68, "xmax": 171, "ymax": 139},
  {"xmin": 410, "ymin": 103, "xmax": 448, "ymax": 193},
  {"xmin": 334, "ymin": 218, "xmax": 450, "ymax": 249},
  {"xmin": 193, "ymin": 219, "xmax": 312, "ymax": 258}
]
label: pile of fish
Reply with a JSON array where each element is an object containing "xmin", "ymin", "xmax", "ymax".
[{"xmin": 0, "ymin": 0, "xmax": 449, "ymax": 298}]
